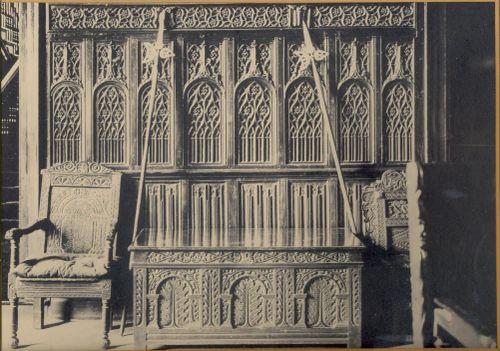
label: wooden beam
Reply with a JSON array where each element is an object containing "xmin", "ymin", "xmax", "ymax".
[
  {"xmin": 18, "ymin": 4, "xmax": 43, "ymax": 259},
  {"xmin": 1, "ymin": 60, "xmax": 19, "ymax": 92}
]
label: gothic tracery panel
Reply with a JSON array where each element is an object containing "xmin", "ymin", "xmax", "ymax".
[
  {"xmin": 141, "ymin": 41, "xmax": 172, "ymax": 82},
  {"xmin": 52, "ymin": 85, "xmax": 82, "ymax": 163},
  {"xmin": 339, "ymin": 38, "xmax": 371, "ymax": 83},
  {"xmin": 339, "ymin": 83, "xmax": 371, "ymax": 163},
  {"xmin": 237, "ymin": 81, "xmax": 272, "ymax": 163},
  {"xmin": 95, "ymin": 85, "xmax": 126, "ymax": 163},
  {"xmin": 186, "ymin": 81, "xmax": 223, "ymax": 164},
  {"xmin": 140, "ymin": 84, "xmax": 172, "ymax": 164},
  {"xmin": 287, "ymin": 80, "xmax": 323, "ymax": 163},
  {"xmin": 384, "ymin": 82, "xmax": 414, "ymax": 162}
]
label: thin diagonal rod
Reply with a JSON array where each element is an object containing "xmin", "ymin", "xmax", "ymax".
[
  {"xmin": 301, "ymin": 21, "xmax": 359, "ymax": 237},
  {"xmin": 132, "ymin": 11, "xmax": 166, "ymax": 245}
]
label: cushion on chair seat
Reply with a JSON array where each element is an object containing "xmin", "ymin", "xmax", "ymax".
[{"xmin": 13, "ymin": 255, "xmax": 109, "ymax": 279}]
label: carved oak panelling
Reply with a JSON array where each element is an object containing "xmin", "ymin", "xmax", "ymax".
[
  {"xmin": 287, "ymin": 80, "xmax": 323, "ymax": 163},
  {"xmin": 290, "ymin": 182, "xmax": 331, "ymax": 247},
  {"xmin": 50, "ymin": 4, "xmax": 415, "ymax": 30},
  {"xmin": 140, "ymin": 84, "xmax": 172, "ymax": 164},
  {"xmin": 51, "ymin": 85, "xmax": 82, "ymax": 164},
  {"xmin": 340, "ymin": 83, "xmax": 371, "ymax": 163},
  {"xmin": 144, "ymin": 183, "xmax": 180, "ymax": 247},
  {"xmin": 240, "ymin": 183, "xmax": 278, "ymax": 247},
  {"xmin": 52, "ymin": 42, "xmax": 81, "ymax": 85},
  {"xmin": 383, "ymin": 40, "xmax": 415, "ymax": 162},
  {"xmin": 361, "ymin": 169, "xmax": 408, "ymax": 250},
  {"xmin": 339, "ymin": 38, "xmax": 371, "ymax": 84},
  {"xmin": 95, "ymin": 85, "xmax": 126, "ymax": 163},
  {"xmin": 237, "ymin": 40, "xmax": 272, "ymax": 80},
  {"xmin": 95, "ymin": 42, "xmax": 126, "ymax": 83},
  {"xmin": 312, "ymin": 4, "xmax": 415, "ymax": 28},
  {"xmin": 47, "ymin": 187, "xmax": 112, "ymax": 254},
  {"xmin": 190, "ymin": 183, "xmax": 226, "ymax": 247},
  {"xmin": 186, "ymin": 40, "xmax": 222, "ymax": 83},
  {"xmin": 140, "ymin": 41, "xmax": 173, "ymax": 83},
  {"xmin": 186, "ymin": 81, "xmax": 223, "ymax": 164}
]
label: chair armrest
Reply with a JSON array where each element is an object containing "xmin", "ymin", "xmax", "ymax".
[
  {"xmin": 5, "ymin": 218, "xmax": 51, "ymax": 271},
  {"xmin": 5, "ymin": 218, "xmax": 52, "ymax": 240}
]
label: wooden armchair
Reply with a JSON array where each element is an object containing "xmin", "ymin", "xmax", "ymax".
[{"xmin": 5, "ymin": 161, "xmax": 122, "ymax": 349}]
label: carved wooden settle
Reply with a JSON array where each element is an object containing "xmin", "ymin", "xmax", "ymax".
[{"xmin": 45, "ymin": 3, "xmax": 419, "ymax": 348}]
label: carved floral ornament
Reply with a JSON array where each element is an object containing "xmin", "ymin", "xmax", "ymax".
[{"xmin": 49, "ymin": 4, "xmax": 415, "ymax": 31}]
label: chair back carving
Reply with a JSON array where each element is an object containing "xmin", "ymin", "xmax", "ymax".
[
  {"xmin": 361, "ymin": 169, "xmax": 408, "ymax": 251},
  {"xmin": 38, "ymin": 162, "xmax": 122, "ymax": 256}
]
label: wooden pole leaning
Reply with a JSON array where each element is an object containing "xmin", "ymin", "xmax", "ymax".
[
  {"xmin": 300, "ymin": 21, "xmax": 359, "ymax": 238},
  {"xmin": 131, "ymin": 10, "xmax": 168, "ymax": 249}
]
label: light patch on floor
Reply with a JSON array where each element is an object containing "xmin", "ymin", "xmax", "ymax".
[{"xmin": 1, "ymin": 304, "xmax": 134, "ymax": 351}]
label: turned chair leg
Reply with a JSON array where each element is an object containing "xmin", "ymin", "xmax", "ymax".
[
  {"xmin": 33, "ymin": 298, "xmax": 45, "ymax": 329},
  {"xmin": 10, "ymin": 297, "xmax": 19, "ymax": 349},
  {"xmin": 102, "ymin": 299, "xmax": 111, "ymax": 349}
]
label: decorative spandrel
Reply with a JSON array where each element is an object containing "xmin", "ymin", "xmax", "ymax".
[
  {"xmin": 384, "ymin": 41, "xmax": 414, "ymax": 84},
  {"xmin": 141, "ymin": 41, "xmax": 173, "ymax": 83},
  {"xmin": 186, "ymin": 40, "xmax": 222, "ymax": 83},
  {"xmin": 140, "ymin": 84, "xmax": 172, "ymax": 164},
  {"xmin": 339, "ymin": 38, "xmax": 371, "ymax": 84},
  {"xmin": 187, "ymin": 81, "xmax": 223, "ymax": 164},
  {"xmin": 287, "ymin": 42, "xmax": 313, "ymax": 80},
  {"xmin": 340, "ymin": 83, "xmax": 371, "ymax": 163},
  {"xmin": 287, "ymin": 80, "xmax": 323, "ymax": 163},
  {"xmin": 52, "ymin": 85, "xmax": 82, "ymax": 164},
  {"xmin": 95, "ymin": 85, "xmax": 126, "ymax": 164},
  {"xmin": 237, "ymin": 40, "xmax": 272, "ymax": 80},
  {"xmin": 237, "ymin": 81, "xmax": 272, "ymax": 164},
  {"xmin": 52, "ymin": 42, "xmax": 81, "ymax": 85},
  {"xmin": 95, "ymin": 42, "xmax": 127, "ymax": 83}
]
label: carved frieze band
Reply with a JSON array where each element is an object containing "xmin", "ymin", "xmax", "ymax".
[
  {"xmin": 49, "ymin": 4, "xmax": 415, "ymax": 31},
  {"xmin": 144, "ymin": 249, "xmax": 358, "ymax": 265}
]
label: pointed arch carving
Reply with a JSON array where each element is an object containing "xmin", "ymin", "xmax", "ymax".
[
  {"xmin": 286, "ymin": 78, "xmax": 323, "ymax": 163},
  {"xmin": 383, "ymin": 80, "xmax": 414, "ymax": 162},
  {"xmin": 338, "ymin": 80, "xmax": 372, "ymax": 163},
  {"xmin": 236, "ymin": 79, "xmax": 273, "ymax": 164},
  {"xmin": 186, "ymin": 79, "xmax": 223, "ymax": 164},
  {"xmin": 139, "ymin": 82, "xmax": 173, "ymax": 164},
  {"xmin": 94, "ymin": 83, "xmax": 127, "ymax": 164},
  {"xmin": 51, "ymin": 83, "xmax": 82, "ymax": 164}
]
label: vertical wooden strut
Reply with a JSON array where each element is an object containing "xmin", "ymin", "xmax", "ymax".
[
  {"xmin": 132, "ymin": 11, "xmax": 172, "ymax": 246},
  {"xmin": 299, "ymin": 21, "xmax": 359, "ymax": 237}
]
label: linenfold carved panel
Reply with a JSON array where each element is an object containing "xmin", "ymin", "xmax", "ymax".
[
  {"xmin": 290, "ymin": 182, "xmax": 331, "ymax": 246},
  {"xmin": 240, "ymin": 183, "xmax": 278, "ymax": 247},
  {"xmin": 190, "ymin": 183, "xmax": 226, "ymax": 247},
  {"xmin": 49, "ymin": 4, "xmax": 415, "ymax": 30},
  {"xmin": 144, "ymin": 183, "xmax": 180, "ymax": 247}
]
